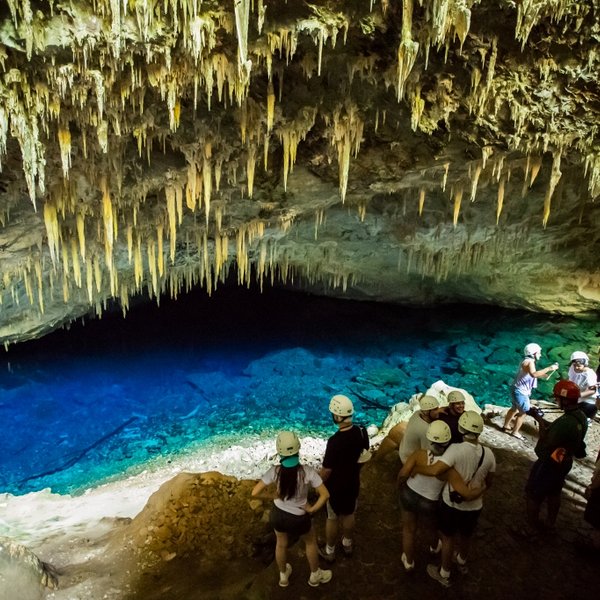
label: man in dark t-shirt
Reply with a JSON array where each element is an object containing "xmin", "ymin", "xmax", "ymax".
[
  {"xmin": 438, "ymin": 390, "xmax": 466, "ymax": 444},
  {"xmin": 319, "ymin": 394, "xmax": 369, "ymax": 562}
]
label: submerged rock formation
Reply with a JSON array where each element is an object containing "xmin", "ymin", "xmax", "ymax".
[{"xmin": 0, "ymin": 1, "xmax": 599, "ymax": 343}]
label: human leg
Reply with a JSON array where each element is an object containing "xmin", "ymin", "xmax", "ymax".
[
  {"xmin": 340, "ymin": 513, "xmax": 356, "ymax": 555},
  {"xmin": 502, "ymin": 407, "xmax": 517, "ymax": 430},
  {"xmin": 274, "ymin": 531, "xmax": 289, "ymax": 573},
  {"xmin": 511, "ymin": 411, "xmax": 527, "ymax": 436},
  {"xmin": 401, "ymin": 510, "xmax": 417, "ymax": 567},
  {"xmin": 375, "ymin": 422, "xmax": 406, "ymax": 459},
  {"xmin": 545, "ymin": 492, "xmax": 562, "ymax": 528},
  {"xmin": 304, "ymin": 526, "xmax": 333, "ymax": 587}
]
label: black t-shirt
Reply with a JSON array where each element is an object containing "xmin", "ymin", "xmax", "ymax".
[
  {"xmin": 439, "ymin": 411, "xmax": 462, "ymax": 444},
  {"xmin": 322, "ymin": 425, "xmax": 369, "ymax": 498}
]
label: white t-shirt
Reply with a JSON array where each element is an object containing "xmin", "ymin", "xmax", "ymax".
[
  {"xmin": 408, "ymin": 450, "xmax": 445, "ymax": 500},
  {"xmin": 399, "ymin": 412, "xmax": 429, "ymax": 463},
  {"xmin": 261, "ymin": 464, "xmax": 323, "ymax": 516},
  {"xmin": 439, "ymin": 441, "xmax": 496, "ymax": 511},
  {"xmin": 568, "ymin": 365, "xmax": 597, "ymax": 403}
]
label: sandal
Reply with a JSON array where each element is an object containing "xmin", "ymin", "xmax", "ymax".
[
  {"xmin": 502, "ymin": 426, "xmax": 513, "ymax": 433},
  {"xmin": 510, "ymin": 432, "xmax": 526, "ymax": 441}
]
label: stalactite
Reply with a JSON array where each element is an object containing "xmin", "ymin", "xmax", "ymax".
[
  {"xmin": 418, "ymin": 187, "xmax": 426, "ymax": 216},
  {"xmin": 452, "ymin": 186, "xmax": 463, "ymax": 227},
  {"xmin": 542, "ymin": 152, "xmax": 562, "ymax": 228},
  {"xmin": 496, "ymin": 175, "xmax": 506, "ymax": 225}
]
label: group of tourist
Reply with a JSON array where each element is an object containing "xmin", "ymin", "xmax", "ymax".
[{"xmin": 251, "ymin": 343, "xmax": 600, "ymax": 589}]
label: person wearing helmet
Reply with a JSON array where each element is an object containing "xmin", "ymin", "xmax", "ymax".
[
  {"xmin": 525, "ymin": 380, "xmax": 587, "ymax": 534},
  {"xmin": 397, "ymin": 395, "xmax": 442, "ymax": 464},
  {"xmin": 252, "ymin": 431, "xmax": 333, "ymax": 588},
  {"xmin": 568, "ymin": 351, "xmax": 599, "ymax": 420},
  {"xmin": 502, "ymin": 343, "xmax": 559, "ymax": 441},
  {"xmin": 396, "ymin": 420, "xmax": 483, "ymax": 572},
  {"xmin": 438, "ymin": 390, "xmax": 467, "ymax": 444},
  {"xmin": 318, "ymin": 395, "xmax": 370, "ymax": 562},
  {"xmin": 411, "ymin": 410, "xmax": 496, "ymax": 587}
]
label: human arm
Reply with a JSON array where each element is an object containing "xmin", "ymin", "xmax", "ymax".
[
  {"xmin": 304, "ymin": 483, "xmax": 329, "ymax": 514},
  {"xmin": 524, "ymin": 358, "xmax": 558, "ymax": 379},
  {"xmin": 251, "ymin": 480, "xmax": 278, "ymax": 501},
  {"xmin": 445, "ymin": 468, "xmax": 485, "ymax": 500},
  {"xmin": 411, "ymin": 458, "xmax": 450, "ymax": 478},
  {"xmin": 397, "ymin": 449, "xmax": 422, "ymax": 486},
  {"xmin": 319, "ymin": 467, "xmax": 333, "ymax": 483}
]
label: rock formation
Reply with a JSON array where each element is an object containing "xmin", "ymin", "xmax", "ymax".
[{"xmin": 0, "ymin": 1, "xmax": 599, "ymax": 344}]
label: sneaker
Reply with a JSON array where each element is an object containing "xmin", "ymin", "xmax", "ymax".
[
  {"xmin": 401, "ymin": 552, "xmax": 415, "ymax": 572},
  {"xmin": 341, "ymin": 540, "xmax": 354, "ymax": 557},
  {"xmin": 308, "ymin": 568, "xmax": 333, "ymax": 587},
  {"xmin": 318, "ymin": 546, "xmax": 336, "ymax": 563},
  {"xmin": 453, "ymin": 555, "xmax": 468, "ymax": 575},
  {"xmin": 429, "ymin": 539, "xmax": 442, "ymax": 554},
  {"xmin": 427, "ymin": 564, "xmax": 451, "ymax": 588},
  {"xmin": 279, "ymin": 563, "xmax": 292, "ymax": 588}
]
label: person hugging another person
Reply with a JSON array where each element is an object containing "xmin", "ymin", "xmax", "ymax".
[
  {"xmin": 396, "ymin": 420, "xmax": 482, "ymax": 573},
  {"xmin": 252, "ymin": 431, "xmax": 333, "ymax": 588},
  {"xmin": 398, "ymin": 395, "xmax": 441, "ymax": 465},
  {"xmin": 568, "ymin": 351, "xmax": 599, "ymax": 421},
  {"xmin": 411, "ymin": 411, "xmax": 495, "ymax": 587},
  {"xmin": 503, "ymin": 342, "xmax": 558, "ymax": 441}
]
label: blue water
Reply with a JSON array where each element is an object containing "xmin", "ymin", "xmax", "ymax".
[{"xmin": 1, "ymin": 286, "xmax": 598, "ymax": 495}]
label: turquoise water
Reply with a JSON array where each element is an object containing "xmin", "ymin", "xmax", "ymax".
[{"xmin": 0, "ymin": 287, "xmax": 598, "ymax": 495}]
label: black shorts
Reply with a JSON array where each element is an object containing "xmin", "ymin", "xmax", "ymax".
[
  {"xmin": 329, "ymin": 490, "xmax": 359, "ymax": 517},
  {"xmin": 270, "ymin": 505, "xmax": 311, "ymax": 537},
  {"xmin": 525, "ymin": 457, "xmax": 571, "ymax": 502},
  {"xmin": 437, "ymin": 501, "xmax": 481, "ymax": 538},
  {"xmin": 584, "ymin": 487, "xmax": 600, "ymax": 529}
]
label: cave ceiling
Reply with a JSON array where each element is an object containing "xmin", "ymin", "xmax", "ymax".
[{"xmin": 0, "ymin": 0, "xmax": 599, "ymax": 344}]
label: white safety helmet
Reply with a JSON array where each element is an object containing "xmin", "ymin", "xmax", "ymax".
[
  {"xmin": 419, "ymin": 395, "xmax": 440, "ymax": 411},
  {"xmin": 447, "ymin": 390, "xmax": 466, "ymax": 404},
  {"xmin": 458, "ymin": 411, "xmax": 484, "ymax": 434},
  {"xmin": 524, "ymin": 343, "xmax": 542, "ymax": 358},
  {"xmin": 276, "ymin": 431, "xmax": 301, "ymax": 457},
  {"xmin": 570, "ymin": 351, "xmax": 589, "ymax": 365},
  {"xmin": 329, "ymin": 394, "xmax": 354, "ymax": 417},
  {"xmin": 426, "ymin": 420, "xmax": 452, "ymax": 444}
]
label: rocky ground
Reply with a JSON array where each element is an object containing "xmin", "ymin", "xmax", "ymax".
[{"xmin": 35, "ymin": 406, "xmax": 599, "ymax": 600}]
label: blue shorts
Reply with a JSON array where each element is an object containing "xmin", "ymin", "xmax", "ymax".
[
  {"xmin": 512, "ymin": 389, "xmax": 530, "ymax": 413},
  {"xmin": 399, "ymin": 484, "xmax": 439, "ymax": 519}
]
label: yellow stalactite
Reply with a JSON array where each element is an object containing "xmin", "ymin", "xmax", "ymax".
[
  {"xmin": 71, "ymin": 238, "xmax": 82, "ymax": 287},
  {"xmin": 76, "ymin": 212, "xmax": 86, "ymax": 260},
  {"xmin": 542, "ymin": 152, "xmax": 562, "ymax": 228},
  {"xmin": 86, "ymin": 256, "xmax": 94, "ymax": 302},
  {"xmin": 58, "ymin": 125, "xmax": 72, "ymax": 179},
  {"xmin": 418, "ymin": 187, "xmax": 426, "ymax": 215},
  {"xmin": 267, "ymin": 81, "xmax": 275, "ymax": 132},
  {"xmin": 166, "ymin": 187, "xmax": 177, "ymax": 263},
  {"xmin": 496, "ymin": 176, "xmax": 506, "ymax": 225},
  {"xmin": 470, "ymin": 162, "xmax": 482, "ymax": 202},
  {"xmin": 247, "ymin": 145, "xmax": 256, "ymax": 198},
  {"xmin": 157, "ymin": 224, "xmax": 165, "ymax": 277},
  {"xmin": 530, "ymin": 156, "xmax": 542, "ymax": 186},
  {"xmin": 43, "ymin": 203, "xmax": 60, "ymax": 267},
  {"xmin": 452, "ymin": 186, "xmax": 463, "ymax": 227}
]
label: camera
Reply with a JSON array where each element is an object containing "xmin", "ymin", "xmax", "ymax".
[
  {"xmin": 449, "ymin": 490, "xmax": 464, "ymax": 504},
  {"xmin": 527, "ymin": 406, "xmax": 545, "ymax": 420}
]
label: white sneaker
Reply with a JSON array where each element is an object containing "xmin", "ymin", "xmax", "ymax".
[
  {"xmin": 279, "ymin": 563, "xmax": 292, "ymax": 587},
  {"xmin": 308, "ymin": 568, "xmax": 333, "ymax": 587},
  {"xmin": 427, "ymin": 564, "xmax": 451, "ymax": 588},
  {"xmin": 453, "ymin": 553, "xmax": 468, "ymax": 574},
  {"xmin": 429, "ymin": 539, "xmax": 442, "ymax": 554},
  {"xmin": 401, "ymin": 552, "xmax": 415, "ymax": 572}
]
